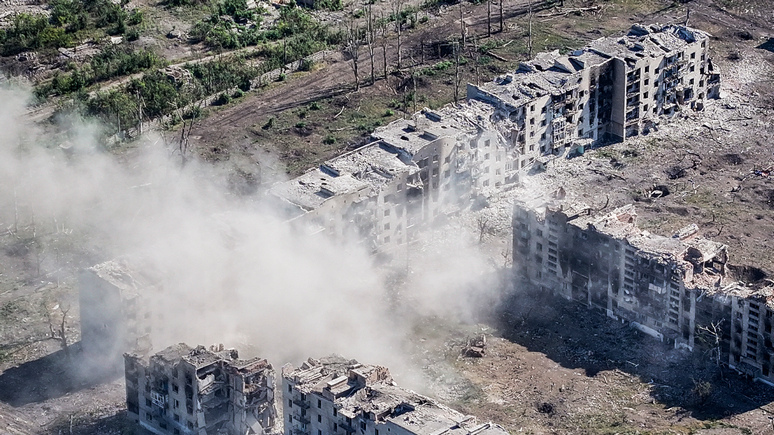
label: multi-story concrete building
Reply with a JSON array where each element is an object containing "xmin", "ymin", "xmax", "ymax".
[
  {"xmin": 269, "ymin": 103, "xmax": 511, "ymax": 251},
  {"xmin": 271, "ymin": 24, "xmax": 720, "ymax": 252},
  {"xmin": 512, "ymin": 193, "xmax": 774, "ymax": 384},
  {"xmin": 282, "ymin": 355, "xmax": 508, "ymax": 435},
  {"xmin": 79, "ymin": 259, "xmax": 156, "ymax": 363},
  {"xmin": 468, "ymin": 24, "xmax": 721, "ymax": 166},
  {"xmin": 124, "ymin": 343, "xmax": 277, "ymax": 435}
]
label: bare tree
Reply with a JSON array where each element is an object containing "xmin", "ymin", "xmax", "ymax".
[
  {"xmin": 178, "ymin": 101, "xmax": 203, "ymax": 166},
  {"xmin": 44, "ymin": 297, "xmax": 72, "ymax": 359},
  {"xmin": 409, "ymin": 54, "xmax": 419, "ymax": 114},
  {"xmin": 501, "ymin": 242, "xmax": 512, "ymax": 269},
  {"xmin": 459, "ymin": 2, "xmax": 466, "ymax": 47},
  {"xmin": 365, "ymin": 4, "xmax": 377, "ymax": 85},
  {"xmin": 345, "ymin": 20, "xmax": 363, "ymax": 91},
  {"xmin": 28, "ymin": 212, "xmax": 45, "ymax": 277},
  {"xmin": 453, "ymin": 40, "xmax": 463, "ymax": 104},
  {"xmin": 499, "ymin": 0, "xmax": 504, "ymax": 33},
  {"xmin": 392, "ymin": 0, "xmax": 405, "ymax": 70},
  {"xmin": 698, "ymin": 320, "xmax": 724, "ymax": 368},
  {"xmin": 379, "ymin": 13, "xmax": 389, "ymax": 80},
  {"xmin": 528, "ymin": 0, "xmax": 534, "ymax": 59},
  {"xmin": 477, "ymin": 214, "xmax": 492, "ymax": 243},
  {"xmin": 487, "ymin": 0, "xmax": 492, "ymax": 37},
  {"xmin": 471, "ymin": 35, "xmax": 481, "ymax": 86}
]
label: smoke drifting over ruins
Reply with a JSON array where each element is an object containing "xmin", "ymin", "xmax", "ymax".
[{"xmin": 0, "ymin": 86, "xmax": 502, "ymax": 386}]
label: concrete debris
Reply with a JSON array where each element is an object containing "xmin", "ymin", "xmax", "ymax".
[{"xmin": 462, "ymin": 335, "xmax": 487, "ymax": 358}]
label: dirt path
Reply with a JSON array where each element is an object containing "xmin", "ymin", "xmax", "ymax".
[{"xmin": 188, "ymin": 0, "xmax": 540, "ymax": 157}]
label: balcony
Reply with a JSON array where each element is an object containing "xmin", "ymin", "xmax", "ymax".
[
  {"xmin": 340, "ymin": 421, "xmax": 357, "ymax": 434},
  {"xmin": 292, "ymin": 398, "xmax": 310, "ymax": 409},
  {"xmin": 293, "ymin": 414, "xmax": 311, "ymax": 425}
]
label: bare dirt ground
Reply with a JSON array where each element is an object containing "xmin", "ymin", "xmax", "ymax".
[{"xmin": 409, "ymin": 292, "xmax": 774, "ymax": 434}]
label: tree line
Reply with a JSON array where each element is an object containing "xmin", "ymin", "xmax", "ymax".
[{"xmin": 0, "ymin": 0, "xmax": 143, "ymax": 56}]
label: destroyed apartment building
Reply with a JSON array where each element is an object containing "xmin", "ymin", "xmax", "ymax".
[
  {"xmin": 512, "ymin": 194, "xmax": 774, "ymax": 384},
  {"xmin": 124, "ymin": 343, "xmax": 277, "ymax": 435},
  {"xmin": 282, "ymin": 355, "xmax": 508, "ymax": 435},
  {"xmin": 269, "ymin": 102, "xmax": 510, "ymax": 251},
  {"xmin": 468, "ymin": 23, "xmax": 720, "ymax": 166},
  {"xmin": 79, "ymin": 259, "xmax": 159, "ymax": 363},
  {"xmin": 270, "ymin": 24, "xmax": 720, "ymax": 252}
]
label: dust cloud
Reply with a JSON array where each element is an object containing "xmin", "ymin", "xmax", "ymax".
[{"xmin": 0, "ymin": 86, "xmax": 506, "ymax": 387}]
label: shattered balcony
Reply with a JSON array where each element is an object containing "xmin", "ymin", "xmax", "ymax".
[{"xmin": 626, "ymin": 83, "xmax": 641, "ymax": 95}]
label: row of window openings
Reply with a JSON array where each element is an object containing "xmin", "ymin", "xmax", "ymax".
[
  {"xmin": 288, "ymin": 406, "xmax": 371, "ymax": 432},
  {"xmin": 144, "ymin": 410, "xmax": 194, "ymax": 431},
  {"xmin": 632, "ymin": 52, "xmax": 701, "ymax": 77}
]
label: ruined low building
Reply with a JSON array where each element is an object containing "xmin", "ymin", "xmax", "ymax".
[
  {"xmin": 282, "ymin": 355, "xmax": 508, "ymax": 435},
  {"xmin": 512, "ymin": 194, "xmax": 774, "ymax": 384},
  {"xmin": 125, "ymin": 343, "xmax": 277, "ymax": 435}
]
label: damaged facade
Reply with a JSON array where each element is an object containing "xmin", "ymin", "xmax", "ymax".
[
  {"xmin": 468, "ymin": 24, "xmax": 720, "ymax": 166},
  {"xmin": 282, "ymin": 355, "xmax": 508, "ymax": 435},
  {"xmin": 512, "ymin": 195, "xmax": 774, "ymax": 384},
  {"xmin": 269, "ymin": 103, "xmax": 509, "ymax": 251},
  {"xmin": 270, "ymin": 24, "xmax": 720, "ymax": 252},
  {"xmin": 124, "ymin": 343, "xmax": 277, "ymax": 435}
]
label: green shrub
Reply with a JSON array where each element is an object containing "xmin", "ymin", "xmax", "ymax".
[
  {"xmin": 384, "ymin": 109, "xmax": 394, "ymax": 117},
  {"xmin": 315, "ymin": 0, "xmax": 343, "ymax": 11},
  {"xmin": 126, "ymin": 28, "xmax": 140, "ymax": 41},
  {"xmin": 295, "ymin": 121, "xmax": 306, "ymax": 128},
  {"xmin": 214, "ymin": 92, "xmax": 231, "ymax": 105},
  {"xmin": 231, "ymin": 88, "xmax": 244, "ymax": 99},
  {"xmin": 322, "ymin": 135, "xmax": 336, "ymax": 144},
  {"xmin": 238, "ymin": 77, "xmax": 252, "ymax": 92},
  {"xmin": 299, "ymin": 58, "xmax": 315, "ymax": 71},
  {"xmin": 309, "ymin": 101, "xmax": 321, "ymax": 110},
  {"xmin": 128, "ymin": 9, "xmax": 143, "ymax": 26},
  {"xmin": 183, "ymin": 105, "xmax": 203, "ymax": 120}
]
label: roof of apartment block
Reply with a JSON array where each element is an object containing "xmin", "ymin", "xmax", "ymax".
[
  {"xmin": 710, "ymin": 280, "xmax": 774, "ymax": 307},
  {"xmin": 148, "ymin": 343, "xmax": 271, "ymax": 371},
  {"xmin": 269, "ymin": 170, "xmax": 370, "ymax": 212},
  {"xmin": 327, "ymin": 142, "xmax": 419, "ymax": 185},
  {"xmin": 283, "ymin": 355, "xmax": 509, "ymax": 434},
  {"xmin": 371, "ymin": 116, "xmax": 468, "ymax": 155},
  {"xmin": 588, "ymin": 24, "xmax": 708, "ymax": 62},
  {"xmin": 86, "ymin": 259, "xmax": 153, "ymax": 297},
  {"xmin": 269, "ymin": 104, "xmax": 496, "ymax": 217},
  {"xmin": 572, "ymin": 204, "xmax": 727, "ymax": 266}
]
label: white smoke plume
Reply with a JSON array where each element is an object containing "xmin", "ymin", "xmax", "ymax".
[{"xmin": 0, "ymin": 85, "xmax": 506, "ymax": 389}]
